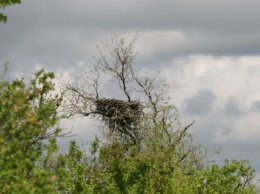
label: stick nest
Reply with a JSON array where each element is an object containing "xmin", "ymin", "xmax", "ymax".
[{"xmin": 95, "ymin": 98, "xmax": 144, "ymax": 132}]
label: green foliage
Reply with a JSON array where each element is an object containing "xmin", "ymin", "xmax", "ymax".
[
  {"xmin": 57, "ymin": 140, "xmax": 91, "ymax": 193},
  {"xmin": 59, "ymin": 138, "xmax": 256, "ymax": 194},
  {"xmin": 0, "ymin": 0, "xmax": 21, "ymax": 23},
  {"xmin": 0, "ymin": 67, "xmax": 65, "ymax": 193},
  {"xmin": 199, "ymin": 160, "xmax": 256, "ymax": 193}
]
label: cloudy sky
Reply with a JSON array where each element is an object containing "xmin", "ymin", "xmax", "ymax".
[{"xmin": 1, "ymin": 0, "xmax": 260, "ymax": 177}]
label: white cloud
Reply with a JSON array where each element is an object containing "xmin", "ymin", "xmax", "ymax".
[
  {"xmin": 164, "ymin": 55, "xmax": 260, "ymax": 107},
  {"xmin": 161, "ymin": 55, "xmax": 260, "ymax": 145},
  {"xmin": 58, "ymin": 117, "xmax": 99, "ymax": 149}
]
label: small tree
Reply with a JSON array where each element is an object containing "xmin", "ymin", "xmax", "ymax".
[
  {"xmin": 62, "ymin": 34, "xmax": 202, "ymax": 169},
  {"xmin": 0, "ymin": 66, "xmax": 67, "ymax": 193}
]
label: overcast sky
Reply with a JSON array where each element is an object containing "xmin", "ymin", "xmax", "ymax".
[{"xmin": 1, "ymin": 0, "xmax": 260, "ymax": 178}]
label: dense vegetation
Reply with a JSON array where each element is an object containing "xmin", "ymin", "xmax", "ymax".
[{"xmin": 0, "ymin": 35, "xmax": 259, "ymax": 193}]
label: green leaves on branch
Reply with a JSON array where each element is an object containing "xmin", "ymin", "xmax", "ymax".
[
  {"xmin": 0, "ymin": 0, "xmax": 21, "ymax": 23},
  {"xmin": 0, "ymin": 68, "xmax": 65, "ymax": 193},
  {"xmin": 59, "ymin": 138, "xmax": 257, "ymax": 194}
]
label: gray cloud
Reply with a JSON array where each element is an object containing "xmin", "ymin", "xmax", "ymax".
[
  {"xmin": 4, "ymin": 0, "xmax": 260, "ymax": 32},
  {"xmin": 1, "ymin": 0, "xmax": 260, "ymax": 70},
  {"xmin": 182, "ymin": 89, "xmax": 217, "ymax": 116},
  {"xmin": 251, "ymin": 101, "xmax": 260, "ymax": 113},
  {"xmin": 224, "ymin": 96, "xmax": 244, "ymax": 117}
]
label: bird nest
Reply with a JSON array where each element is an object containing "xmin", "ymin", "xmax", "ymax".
[{"xmin": 94, "ymin": 98, "xmax": 144, "ymax": 132}]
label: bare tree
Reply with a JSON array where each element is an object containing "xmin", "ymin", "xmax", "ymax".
[{"xmin": 61, "ymin": 34, "xmax": 202, "ymax": 166}]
